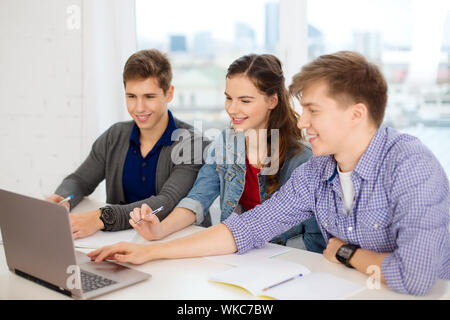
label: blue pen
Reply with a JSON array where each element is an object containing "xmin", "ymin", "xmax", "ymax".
[
  {"xmin": 58, "ymin": 194, "xmax": 74, "ymax": 205},
  {"xmin": 135, "ymin": 206, "xmax": 165, "ymax": 224},
  {"xmin": 262, "ymin": 273, "xmax": 303, "ymax": 291}
]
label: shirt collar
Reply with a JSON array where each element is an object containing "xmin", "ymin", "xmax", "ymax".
[
  {"xmin": 159, "ymin": 110, "xmax": 178, "ymax": 147},
  {"xmin": 129, "ymin": 110, "xmax": 178, "ymax": 147},
  {"xmin": 129, "ymin": 122, "xmax": 141, "ymax": 146},
  {"xmin": 322, "ymin": 156, "xmax": 338, "ymax": 182},
  {"xmin": 321, "ymin": 127, "xmax": 386, "ymax": 182},
  {"xmin": 352, "ymin": 126, "xmax": 386, "ymax": 181}
]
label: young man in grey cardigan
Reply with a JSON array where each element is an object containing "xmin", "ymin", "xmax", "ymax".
[{"xmin": 46, "ymin": 50, "xmax": 209, "ymax": 239}]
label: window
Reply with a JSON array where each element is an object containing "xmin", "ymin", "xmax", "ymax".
[
  {"xmin": 307, "ymin": 0, "xmax": 450, "ymax": 176},
  {"xmin": 136, "ymin": 0, "xmax": 450, "ymax": 176},
  {"xmin": 136, "ymin": 0, "xmax": 280, "ymax": 131}
]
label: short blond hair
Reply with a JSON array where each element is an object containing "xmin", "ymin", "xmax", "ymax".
[{"xmin": 289, "ymin": 51, "xmax": 388, "ymax": 127}]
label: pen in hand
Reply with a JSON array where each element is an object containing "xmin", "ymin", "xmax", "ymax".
[
  {"xmin": 135, "ymin": 206, "xmax": 165, "ymax": 224},
  {"xmin": 58, "ymin": 195, "xmax": 74, "ymax": 205}
]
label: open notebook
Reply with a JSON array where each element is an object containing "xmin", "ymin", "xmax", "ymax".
[
  {"xmin": 205, "ymin": 243, "xmax": 291, "ymax": 267},
  {"xmin": 209, "ymin": 258, "xmax": 365, "ymax": 300}
]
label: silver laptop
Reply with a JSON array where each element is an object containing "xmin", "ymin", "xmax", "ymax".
[{"xmin": 0, "ymin": 188, "xmax": 151, "ymax": 299}]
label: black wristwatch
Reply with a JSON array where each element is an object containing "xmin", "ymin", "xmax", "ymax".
[
  {"xmin": 99, "ymin": 206, "xmax": 116, "ymax": 231},
  {"xmin": 336, "ymin": 244, "xmax": 359, "ymax": 268}
]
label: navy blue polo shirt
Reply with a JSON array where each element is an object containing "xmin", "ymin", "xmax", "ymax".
[{"xmin": 122, "ymin": 111, "xmax": 177, "ymax": 203}]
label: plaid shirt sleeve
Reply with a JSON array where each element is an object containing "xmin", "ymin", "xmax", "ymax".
[
  {"xmin": 381, "ymin": 148, "xmax": 450, "ymax": 296},
  {"xmin": 223, "ymin": 161, "xmax": 315, "ymax": 254}
]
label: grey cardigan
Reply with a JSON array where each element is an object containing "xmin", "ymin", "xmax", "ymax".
[{"xmin": 55, "ymin": 117, "xmax": 209, "ymax": 231}]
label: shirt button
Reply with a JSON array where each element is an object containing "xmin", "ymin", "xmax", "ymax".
[
  {"xmin": 142, "ymin": 162, "xmax": 147, "ymax": 167},
  {"xmin": 374, "ymin": 223, "xmax": 379, "ymax": 230},
  {"xmin": 323, "ymin": 222, "xmax": 329, "ymax": 228},
  {"xmin": 347, "ymin": 226, "xmax": 353, "ymax": 232},
  {"xmin": 141, "ymin": 176, "xmax": 146, "ymax": 182},
  {"xmin": 133, "ymin": 150, "xmax": 137, "ymax": 154}
]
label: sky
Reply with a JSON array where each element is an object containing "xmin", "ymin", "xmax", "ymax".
[
  {"xmin": 308, "ymin": 0, "xmax": 450, "ymax": 50},
  {"xmin": 136, "ymin": 0, "xmax": 450, "ymax": 50},
  {"xmin": 136, "ymin": 0, "xmax": 267, "ymax": 45},
  {"xmin": 308, "ymin": 0, "xmax": 414, "ymax": 48}
]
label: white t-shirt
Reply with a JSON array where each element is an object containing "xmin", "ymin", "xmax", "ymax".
[{"xmin": 337, "ymin": 166, "xmax": 354, "ymax": 215}]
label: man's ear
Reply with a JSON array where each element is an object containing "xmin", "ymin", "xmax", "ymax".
[
  {"xmin": 351, "ymin": 102, "xmax": 368, "ymax": 124},
  {"xmin": 166, "ymin": 85, "xmax": 174, "ymax": 102}
]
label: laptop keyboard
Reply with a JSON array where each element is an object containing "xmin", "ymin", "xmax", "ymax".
[{"xmin": 81, "ymin": 270, "xmax": 117, "ymax": 293}]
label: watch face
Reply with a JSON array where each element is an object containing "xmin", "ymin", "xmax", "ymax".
[{"xmin": 338, "ymin": 246, "xmax": 353, "ymax": 259}]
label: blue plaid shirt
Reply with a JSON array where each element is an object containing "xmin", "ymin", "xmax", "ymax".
[{"xmin": 223, "ymin": 127, "xmax": 450, "ymax": 296}]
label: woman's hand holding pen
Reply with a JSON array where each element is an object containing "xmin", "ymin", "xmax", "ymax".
[{"xmin": 129, "ymin": 203, "xmax": 165, "ymax": 241}]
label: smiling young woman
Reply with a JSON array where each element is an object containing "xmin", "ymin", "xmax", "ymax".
[{"xmin": 127, "ymin": 54, "xmax": 326, "ymax": 253}]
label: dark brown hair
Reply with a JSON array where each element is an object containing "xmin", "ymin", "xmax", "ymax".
[
  {"xmin": 289, "ymin": 51, "xmax": 388, "ymax": 127},
  {"xmin": 227, "ymin": 54, "xmax": 304, "ymax": 195},
  {"xmin": 123, "ymin": 49, "xmax": 173, "ymax": 93}
]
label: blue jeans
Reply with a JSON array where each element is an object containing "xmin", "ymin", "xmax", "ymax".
[{"xmin": 270, "ymin": 217, "xmax": 326, "ymax": 254}]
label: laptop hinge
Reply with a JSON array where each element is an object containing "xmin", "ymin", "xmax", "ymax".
[{"xmin": 15, "ymin": 269, "xmax": 72, "ymax": 297}]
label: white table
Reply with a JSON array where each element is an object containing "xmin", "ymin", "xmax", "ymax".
[{"xmin": 0, "ymin": 198, "xmax": 448, "ymax": 300}]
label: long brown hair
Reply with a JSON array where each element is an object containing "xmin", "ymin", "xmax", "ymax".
[{"xmin": 227, "ymin": 54, "xmax": 304, "ymax": 194}]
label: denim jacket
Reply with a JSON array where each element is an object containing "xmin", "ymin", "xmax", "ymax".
[{"xmin": 176, "ymin": 128, "xmax": 326, "ymax": 253}]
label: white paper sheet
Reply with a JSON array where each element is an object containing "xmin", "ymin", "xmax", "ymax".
[
  {"xmin": 204, "ymin": 243, "xmax": 292, "ymax": 266},
  {"xmin": 209, "ymin": 259, "xmax": 365, "ymax": 299},
  {"xmin": 264, "ymin": 272, "xmax": 365, "ymax": 300},
  {"xmin": 209, "ymin": 258, "xmax": 311, "ymax": 296},
  {"xmin": 74, "ymin": 229, "xmax": 140, "ymax": 249}
]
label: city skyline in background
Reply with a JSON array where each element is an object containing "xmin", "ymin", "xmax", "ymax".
[
  {"xmin": 135, "ymin": 0, "xmax": 450, "ymax": 176},
  {"xmin": 137, "ymin": 0, "xmax": 450, "ymax": 54},
  {"xmin": 136, "ymin": 0, "xmax": 450, "ymax": 112},
  {"xmin": 136, "ymin": 0, "xmax": 450, "ymax": 94}
]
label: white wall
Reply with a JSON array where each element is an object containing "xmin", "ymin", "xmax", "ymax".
[{"xmin": 0, "ymin": 0, "xmax": 136, "ymax": 199}]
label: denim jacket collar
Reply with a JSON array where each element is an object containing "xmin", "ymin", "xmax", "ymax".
[{"xmin": 221, "ymin": 128, "xmax": 247, "ymax": 169}]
